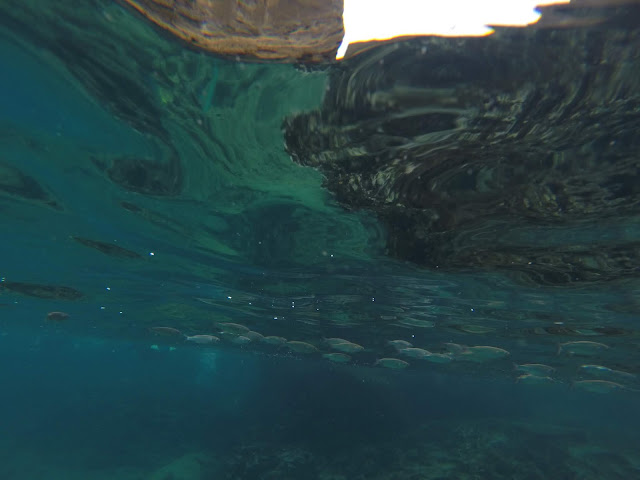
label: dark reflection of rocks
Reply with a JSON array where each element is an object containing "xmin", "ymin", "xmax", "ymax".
[
  {"xmin": 71, "ymin": 236, "xmax": 142, "ymax": 259},
  {"xmin": 284, "ymin": 7, "xmax": 640, "ymax": 286},
  {"xmin": 92, "ymin": 154, "xmax": 183, "ymax": 197},
  {"xmin": 1, "ymin": 281, "xmax": 84, "ymax": 300},
  {"xmin": 120, "ymin": 201, "xmax": 186, "ymax": 235},
  {"xmin": 1, "ymin": 7, "xmax": 167, "ymax": 139},
  {"xmin": 0, "ymin": 161, "xmax": 61, "ymax": 210}
]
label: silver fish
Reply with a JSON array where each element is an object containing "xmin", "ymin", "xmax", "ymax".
[
  {"xmin": 456, "ymin": 324, "xmax": 495, "ymax": 334},
  {"xmin": 325, "ymin": 337, "xmax": 352, "ymax": 346},
  {"xmin": 572, "ymin": 380, "xmax": 631, "ymax": 394},
  {"xmin": 217, "ymin": 322, "xmax": 250, "ymax": 334},
  {"xmin": 231, "ymin": 335, "xmax": 251, "ymax": 345},
  {"xmin": 185, "ymin": 334, "xmax": 220, "ymax": 344},
  {"xmin": 443, "ymin": 342, "xmax": 467, "ymax": 355},
  {"xmin": 458, "ymin": 346, "xmax": 510, "ymax": 362},
  {"xmin": 261, "ymin": 335, "xmax": 287, "ymax": 346},
  {"xmin": 387, "ymin": 340, "xmax": 413, "ymax": 351},
  {"xmin": 515, "ymin": 363, "xmax": 556, "ymax": 376},
  {"xmin": 423, "ymin": 353, "xmax": 453, "ymax": 364},
  {"xmin": 558, "ymin": 341, "xmax": 609, "ymax": 356},
  {"xmin": 399, "ymin": 317, "xmax": 435, "ymax": 328},
  {"xmin": 399, "ymin": 347, "xmax": 431, "ymax": 359},
  {"xmin": 47, "ymin": 311, "xmax": 70, "ymax": 321},
  {"xmin": 374, "ymin": 358, "xmax": 409, "ymax": 369},
  {"xmin": 150, "ymin": 326, "xmax": 183, "ymax": 337},
  {"xmin": 244, "ymin": 331, "xmax": 264, "ymax": 341},
  {"xmin": 330, "ymin": 341, "xmax": 365, "ymax": 354},
  {"xmin": 578, "ymin": 365, "xmax": 637, "ymax": 382},
  {"xmin": 322, "ymin": 353, "xmax": 352, "ymax": 363},
  {"xmin": 286, "ymin": 341, "xmax": 318, "ymax": 353},
  {"xmin": 516, "ymin": 374, "xmax": 556, "ymax": 385}
]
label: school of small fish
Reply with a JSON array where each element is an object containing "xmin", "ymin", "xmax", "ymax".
[{"xmin": 141, "ymin": 317, "xmax": 638, "ymax": 395}]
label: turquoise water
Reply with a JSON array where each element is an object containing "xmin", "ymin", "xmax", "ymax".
[{"xmin": 1, "ymin": 2, "xmax": 640, "ymax": 479}]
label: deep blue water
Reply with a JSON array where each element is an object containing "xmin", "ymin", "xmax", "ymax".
[{"xmin": 1, "ymin": 3, "xmax": 640, "ymax": 479}]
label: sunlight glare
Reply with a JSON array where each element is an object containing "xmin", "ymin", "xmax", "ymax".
[{"xmin": 337, "ymin": 0, "xmax": 571, "ymax": 59}]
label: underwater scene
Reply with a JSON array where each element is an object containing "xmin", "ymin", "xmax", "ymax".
[{"xmin": 1, "ymin": 1, "xmax": 640, "ymax": 479}]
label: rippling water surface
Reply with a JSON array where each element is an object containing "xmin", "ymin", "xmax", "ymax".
[{"xmin": 1, "ymin": 2, "xmax": 639, "ymax": 479}]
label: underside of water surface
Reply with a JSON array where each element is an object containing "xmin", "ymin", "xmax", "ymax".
[{"xmin": 1, "ymin": 1, "xmax": 640, "ymax": 479}]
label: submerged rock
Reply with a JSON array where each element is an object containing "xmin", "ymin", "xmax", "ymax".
[{"xmin": 149, "ymin": 452, "xmax": 213, "ymax": 480}]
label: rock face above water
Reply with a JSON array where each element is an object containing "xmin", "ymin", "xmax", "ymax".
[
  {"xmin": 120, "ymin": 0, "xmax": 344, "ymax": 62},
  {"xmin": 284, "ymin": 6, "xmax": 640, "ymax": 286}
]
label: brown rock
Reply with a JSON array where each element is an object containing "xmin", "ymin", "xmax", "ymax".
[{"xmin": 120, "ymin": 0, "xmax": 344, "ymax": 62}]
